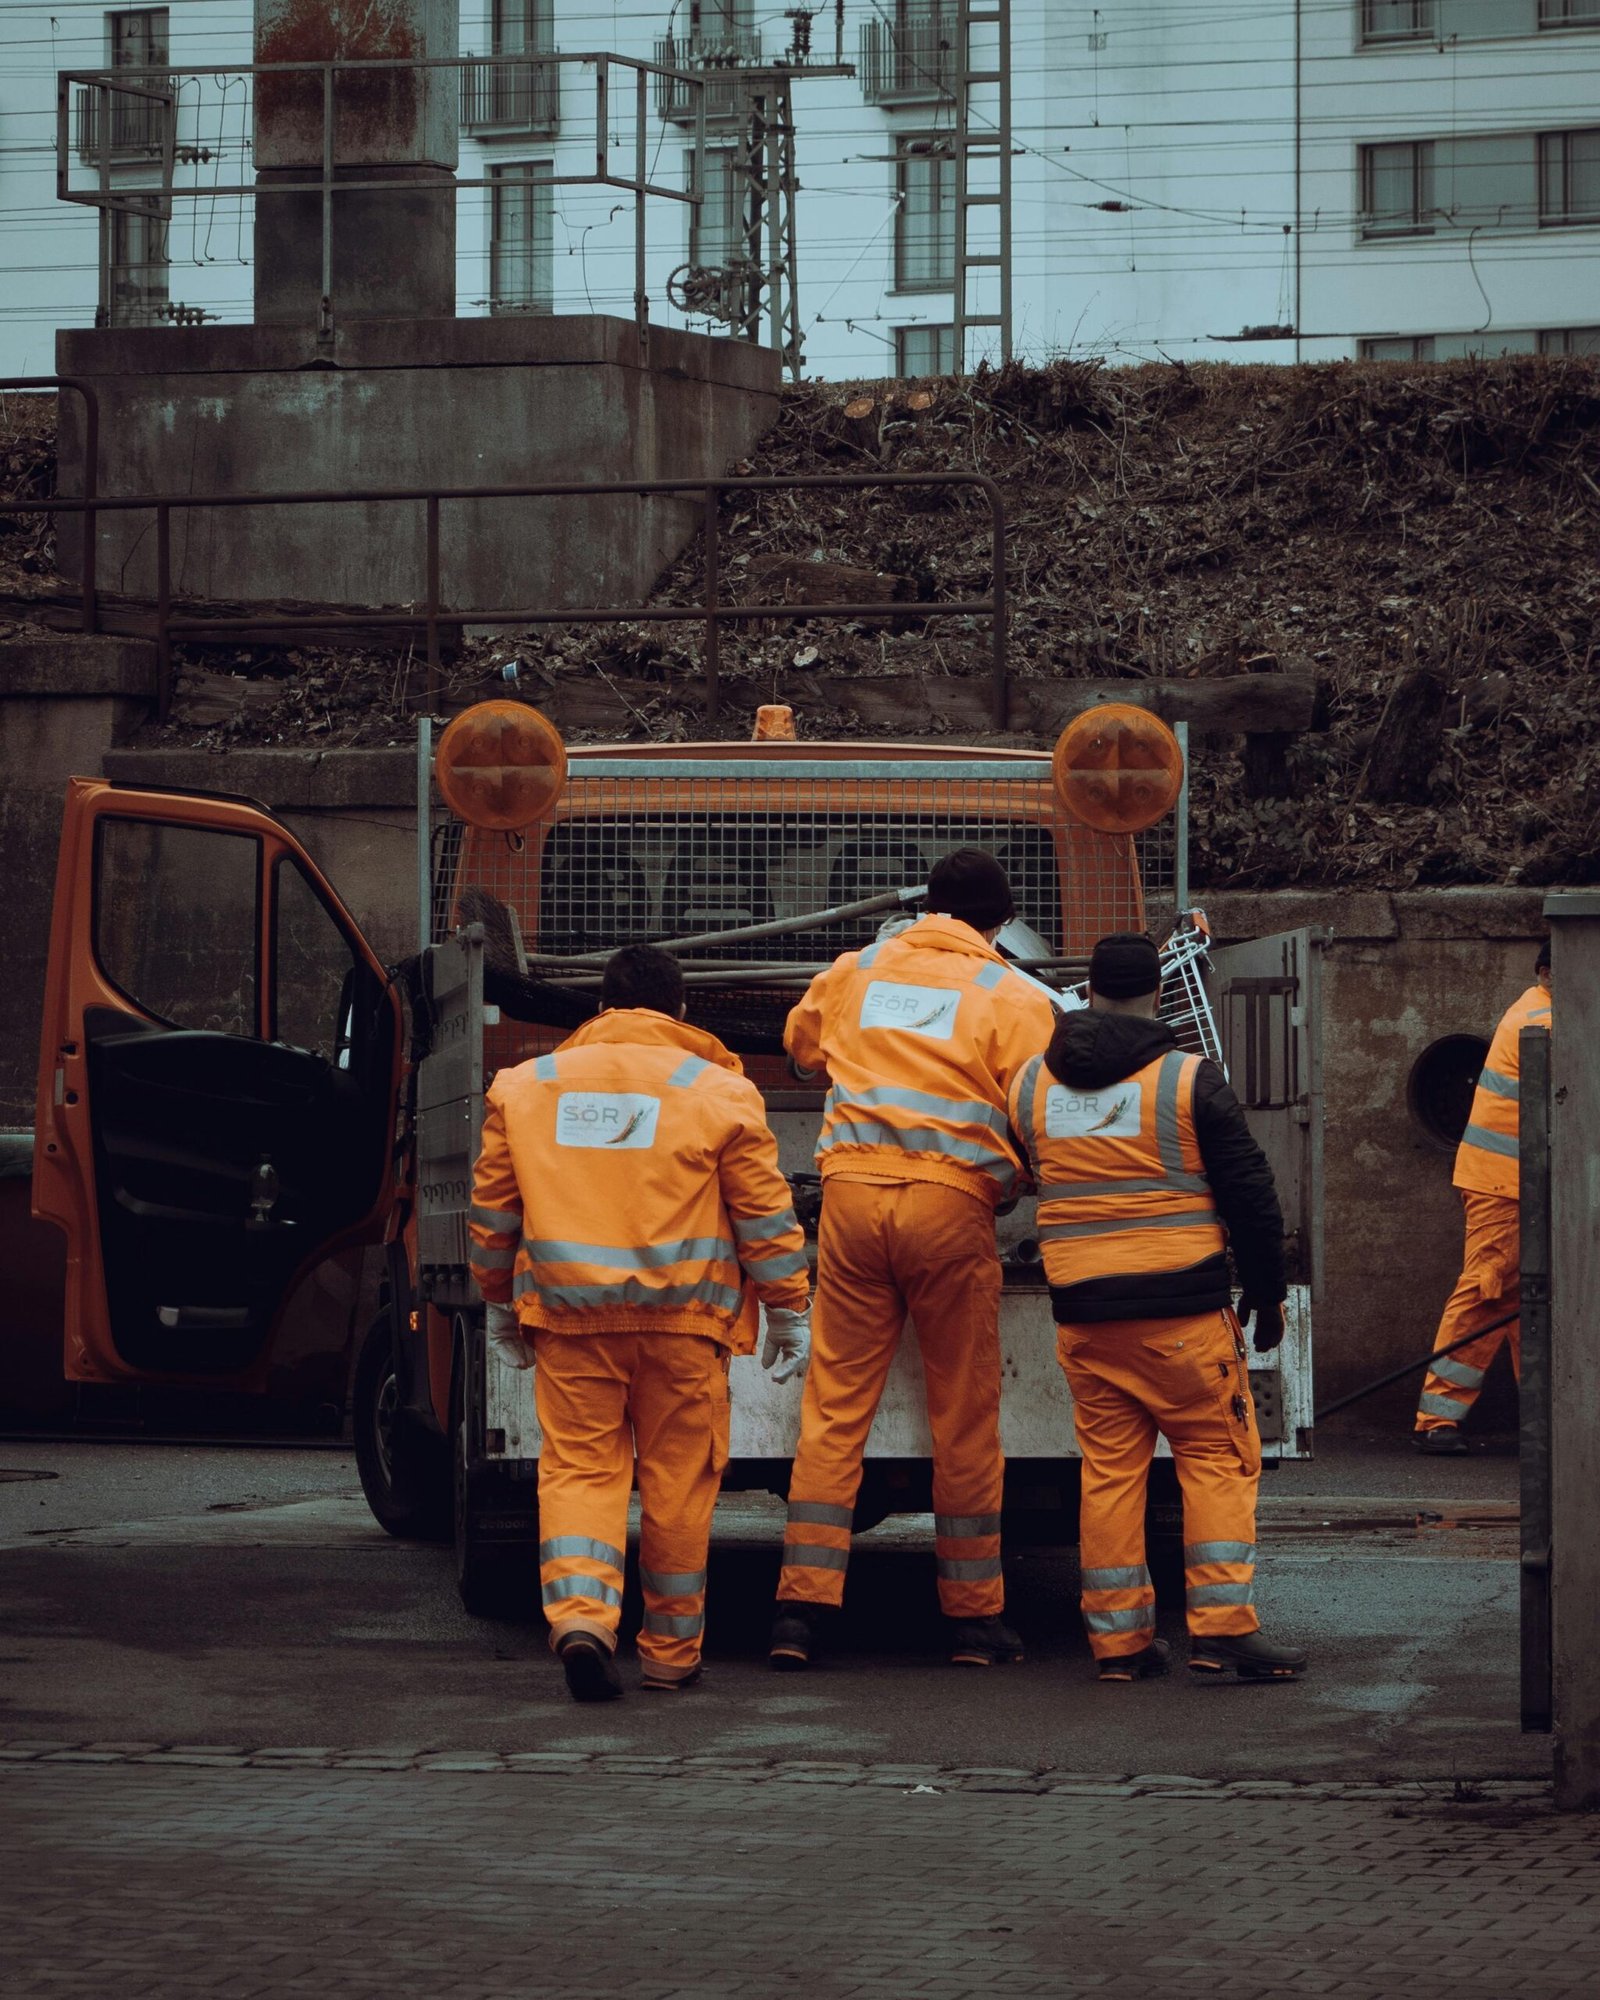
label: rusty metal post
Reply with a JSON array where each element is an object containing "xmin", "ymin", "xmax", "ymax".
[
  {"xmin": 703, "ymin": 484, "xmax": 720, "ymax": 726},
  {"xmin": 424, "ymin": 493, "xmax": 441, "ymax": 709},
  {"xmin": 155, "ymin": 502, "xmax": 172, "ymax": 721},
  {"xmin": 988, "ymin": 478, "xmax": 1008, "ymax": 729},
  {"xmin": 596, "ymin": 55, "xmax": 609, "ymax": 182}
]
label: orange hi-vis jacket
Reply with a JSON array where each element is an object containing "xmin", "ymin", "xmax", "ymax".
[
  {"xmin": 1453, "ymin": 984, "xmax": 1552, "ymax": 1202},
  {"xmin": 785, "ymin": 914, "xmax": 1058, "ymax": 1211},
  {"xmin": 1010, "ymin": 1047, "xmax": 1227, "ymax": 1302},
  {"xmin": 468, "ymin": 1011, "xmax": 810, "ymax": 1350}
]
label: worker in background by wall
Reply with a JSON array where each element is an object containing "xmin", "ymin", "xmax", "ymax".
[
  {"xmin": 770, "ymin": 850, "xmax": 1057, "ymax": 1671},
  {"xmin": 469, "ymin": 945, "xmax": 811, "ymax": 1702},
  {"xmin": 1413, "ymin": 940, "xmax": 1552, "ymax": 1455},
  {"xmin": 1012, "ymin": 932, "xmax": 1307, "ymax": 1684}
]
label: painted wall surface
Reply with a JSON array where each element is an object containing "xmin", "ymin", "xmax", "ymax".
[{"xmin": 4, "ymin": 1, "xmax": 1596, "ymax": 378}]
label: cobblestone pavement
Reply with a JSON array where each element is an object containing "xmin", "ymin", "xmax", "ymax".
[{"xmin": 4, "ymin": 1758, "xmax": 1596, "ymax": 2000}]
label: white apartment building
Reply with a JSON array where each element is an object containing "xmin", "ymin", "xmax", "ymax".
[{"xmin": 0, "ymin": 0, "xmax": 1595, "ymax": 379}]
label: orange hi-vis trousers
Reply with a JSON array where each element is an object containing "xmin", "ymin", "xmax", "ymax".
[
  {"xmin": 1057, "ymin": 1308, "xmax": 1262, "ymax": 1660},
  {"xmin": 778, "ymin": 1179, "xmax": 1005, "ymax": 1619},
  {"xmin": 534, "ymin": 1328, "xmax": 730, "ymax": 1684},
  {"xmin": 1415, "ymin": 1190, "xmax": 1522, "ymax": 1434}
]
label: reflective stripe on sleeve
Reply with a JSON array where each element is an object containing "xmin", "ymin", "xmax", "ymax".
[
  {"xmin": 1476, "ymin": 1067, "xmax": 1520, "ymax": 1101},
  {"xmin": 1187, "ymin": 1581, "xmax": 1255, "ymax": 1608},
  {"xmin": 471, "ymin": 1203, "xmax": 524, "ymax": 1235},
  {"xmin": 786, "ymin": 1500, "xmax": 853, "ymax": 1529},
  {"xmin": 1183, "ymin": 1542, "xmax": 1256, "ymax": 1567},
  {"xmin": 540, "ymin": 1535, "xmax": 626, "ymax": 1570},
  {"xmin": 935, "ymin": 1513, "xmax": 1002, "ymax": 1540},
  {"xmin": 1082, "ymin": 1564, "xmax": 1152, "ymax": 1592},
  {"xmin": 667, "ymin": 1056, "xmax": 711, "ymax": 1089},
  {"xmin": 542, "ymin": 1574, "xmax": 623, "ymax": 1608},
  {"xmin": 972, "ymin": 961, "xmax": 1006, "ymax": 991},
  {"xmin": 470, "ymin": 1244, "xmax": 518, "ymax": 1271},
  {"xmin": 740, "ymin": 1247, "xmax": 810, "ymax": 1283},
  {"xmin": 532, "ymin": 1054, "xmax": 559, "ymax": 1081},
  {"xmin": 856, "ymin": 941, "xmax": 884, "ymax": 969},
  {"xmin": 1016, "ymin": 1054, "xmax": 1044, "ymax": 1175},
  {"xmin": 1461, "ymin": 1123, "xmax": 1519, "ymax": 1158},
  {"xmin": 733, "ymin": 1207, "xmax": 799, "ymax": 1244},
  {"xmin": 639, "ymin": 1567, "xmax": 706, "ymax": 1597}
]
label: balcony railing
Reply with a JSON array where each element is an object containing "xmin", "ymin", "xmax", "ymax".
[
  {"xmin": 653, "ymin": 30, "xmax": 762, "ymax": 125},
  {"xmin": 461, "ymin": 55, "xmax": 560, "ymax": 137},
  {"xmin": 859, "ymin": 10, "xmax": 955, "ymax": 106},
  {"xmin": 74, "ymin": 81, "xmax": 169, "ymax": 163}
]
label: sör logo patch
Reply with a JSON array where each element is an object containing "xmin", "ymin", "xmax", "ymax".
[
  {"xmin": 556, "ymin": 1091, "xmax": 662, "ymax": 1149},
  {"xmin": 859, "ymin": 980, "xmax": 961, "ymax": 1040},
  {"xmin": 1043, "ymin": 1082, "xmax": 1143, "ymax": 1140}
]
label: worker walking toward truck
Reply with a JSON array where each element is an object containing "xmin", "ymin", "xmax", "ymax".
[
  {"xmin": 469, "ymin": 945, "xmax": 811, "ymax": 1703},
  {"xmin": 1012, "ymin": 932, "xmax": 1307, "ymax": 1684},
  {"xmin": 770, "ymin": 850, "xmax": 1057, "ymax": 1671},
  {"xmin": 1412, "ymin": 941, "xmax": 1552, "ymax": 1455}
]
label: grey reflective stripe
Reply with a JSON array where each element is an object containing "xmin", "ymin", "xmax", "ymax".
[
  {"xmin": 471, "ymin": 1203, "xmax": 524, "ymax": 1235},
  {"xmin": 781, "ymin": 1543, "xmax": 850, "ymax": 1571},
  {"xmin": 1016, "ymin": 1055, "xmax": 1044, "ymax": 1173},
  {"xmin": 1187, "ymin": 1581, "xmax": 1255, "ymax": 1607},
  {"xmin": 1461, "ymin": 1123, "xmax": 1519, "ymax": 1159},
  {"xmin": 734, "ymin": 1206, "xmax": 798, "ymax": 1244},
  {"xmin": 514, "ymin": 1273, "xmax": 744, "ymax": 1315},
  {"xmin": 639, "ymin": 1567, "xmax": 706, "ymax": 1597},
  {"xmin": 1081, "ymin": 1565, "xmax": 1152, "ymax": 1592},
  {"xmin": 786, "ymin": 1500, "xmax": 853, "ymax": 1529},
  {"xmin": 1476, "ymin": 1067, "xmax": 1519, "ymax": 1101},
  {"xmin": 642, "ymin": 1611, "xmax": 704, "ymax": 1639},
  {"xmin": 1184, "ymin": 1541, "xmax": 1256, "ymax": 1567},
  {"xmin": 1419, "ymin": 1391, "xmax": 1472, "ymax": 1420},
  {"xmin": 1039, "ymin": 1174, "xmax": 1210, "ymax": 1201},
  {"xmin": 524, "ymin": 1236, "xmax": 736, "ymax": 1272},
  {"xmin": 856, "ymin": 941, "xmax": 884, "ymax": 969},
  {"xmin": 540, "ymin": 1535, "xmax": 625, "ymax": 1570},
  {"xmin": 972, "ymin": 961, "xmax": 1006, "ymax": 991},
  {"xmin": 470, "ymin": 1244, "xmax": 518, "ymax": 1270},
  {"xmin": 542, "ymin": 1574, "xmax": 623, "ymax": 1608},
  {"xmin": 1040, "ymin": 1209, "xmax": 1219, "ymax": 1242},
  {"xmin": 1430, "ymin": 1354, "xmax": 1487, "ymax": 1390},
  {"xmin": 740, "ymin": 1247, "xmax": 810, "ymax": 1283},
  {"xmin": 818, "ymin": 1118, "xmax": 1017, "ymax": 1191},
  {"xmin": 936, "ymin": 1555, "xmax": 1003, "ymax": 1581},
  {"xmin": 1155, "ymin": 1052, "xmax": 1187, "ymax": 1175},
  {"xmin": 668, "ymin": 1056, "xmax": 710, "ymax": 1089},
  {"xmin": 833, "ymin": 1082, "xmax": 1011, "ymax": 1140},
  {"xmin": 935, "ymin": 1513, "xmax": 1002, "ymax": 1540},
  {"xmin": 1528, "ymin": 1007, "xmax": 1551, "ymax": 1022},
  {"xmin": 1084, "ymin": 1605, "xmax": 1155, "ymax": 1635},
  {"xmin": 532, "ymin": 1054, "xmax": 559, "ymax": 1081}
]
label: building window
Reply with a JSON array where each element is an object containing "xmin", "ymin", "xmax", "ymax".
[
  {"xmin": 1540, "ymin": 0, "xmax": 1600, "ymax": 23},
  {"xmin": 77, "ymin": 7, "xmax": 169, "ymax": 158},
  {"xmin": 1360, "ymin": 141, "xmax": 1435, "ymax": 236},
  {"xmin": 689, "ymin": 148, "xmax": 745, "ymax": 270},
  {"xmin": 1540, "ymin": 325, "xmax": 1600, "ymax": 352},
  {"xmin": 106, "ymin": 197, "xmax": 169, "ymax": 326},
  {"xmin": 489, "ymin": 162, "xmax": 553, "ymax": 315},
  {"xmin": 462, "ymin": 0, "xmax": 558, "ymax": 135},
  {"xmin": 109, "ymin": 6, "xmax": 168, "ymax": 72},
  {"xmin": 895, "ymin": 139, "xmax": 955, "ymax": 290},
  {"xmin": 1359, "ymin": 336, "xmax": 1436, "ymax": 360},
  {"xmin": 1539, "ymin": 129, "xmax": 1600, "ymax": 225},
  {"xmin": 861, "ymin": 2, "xmax": 956, "ymax": 107},
  {"xmin": 895, "ymin": 325, "xmax": 955, "ymax": 376},
  {"xmin": 1359, "ymin": 0, "xmax": 1435, "ymax": 41}
]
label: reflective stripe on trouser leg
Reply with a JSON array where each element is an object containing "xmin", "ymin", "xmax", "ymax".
[
  {"xmin": 630, "ymin": 1332, "xmax": 728, "ymax": 1679},
  {"xmin": 533, "ymin": 1329, "xmax": 635, "ymax": 1653},
  {"xmin": 1082, "ymin": 1564, "xmax": 1157, "ymax": 1655},
  {"xmin": 1055, "ymin": 1323, "xmax": 1163, "ymax": 1658},
  {"xmin": 1415, "ymin": 1191, "xmax": 1521, "ymax": 1433}
]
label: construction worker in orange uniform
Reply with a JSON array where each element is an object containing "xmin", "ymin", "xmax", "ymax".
[
  {"xmin": 769, "ymin": 849, "xmax": 1057, "ymax": 1671},
  {"xmin": 469, "ymin": 945, "xmax": 811, "ymax": 1703},
  {"xmin": 1012, "ymin": 932, "xmax": 1307, "ymax": 1684},
  {"xmin": 1413, "ymin": 940, "xmax": 1551, "ymax": 1455}
]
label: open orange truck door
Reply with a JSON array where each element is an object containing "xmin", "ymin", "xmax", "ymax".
[{"xmin": 34, "ymin": 778, "xmax": 402, "ymax": 1389}]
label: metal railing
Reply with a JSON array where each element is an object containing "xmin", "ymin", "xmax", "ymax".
[
  {"xmin": 0, "ymin": 376, "xmax": 101, "ymax": 635},
  {"xmin": 0, "ymin": 467, "xmax": 1005, "ymax": 729},
  {"xmin": 653, "ymin": 31, "xmax": 763, "ymax": 122},
  {"xmin": 859, "ymin": 9, "xmax": 955, "ymax": 105},
  {"xmin": 73, "ymin": 78, "xmax": 169, "ymax": 159},
  {"xmin": 459, "ymin": 54, "xmax": 560, "ymax": 136}
]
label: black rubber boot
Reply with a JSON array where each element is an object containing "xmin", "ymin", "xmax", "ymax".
[
  {"xmin": 1097, "ymin": 1638, "xmax": 1171, "ymax": 1683},
  {"xmin": 640, "ymin": 1664, "xmax": 704, "ymax": 1693},
  {"xmin": 558, "ymin": 1633, "xmax": 624, "ymax": 1703},
  {"xmin": 1189, "ymin": 1631, "xmax": 1308, "ymax": 1681},
  {"xmin": 1413, "ymin": 1426, "xmax": 1469, "ymax": 1455},
  {"xmin": 949, "ymin": 1615, "xmax": 1025, "ymax": 1667},
  {"xmin": 770, "ymin": 1607, "xmax": 825, "ymax": 1670}
]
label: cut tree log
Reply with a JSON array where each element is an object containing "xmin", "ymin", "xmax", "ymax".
[{"xmin": 1361, "ymin": 664, "xmax": 1450, "ymax": 804}]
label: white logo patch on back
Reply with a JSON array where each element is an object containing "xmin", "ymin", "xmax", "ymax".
[
  {"xmin": 859, "ymin": 980, "xmax": 961, "ymax": 1040},
  {"xmin": 1043, "ymin": 1081, "xmax": 1143, "ymax": 1140},
  {"xmin": 556, "ymin": 1091, "xmax": 662, "ymax": 1149}
]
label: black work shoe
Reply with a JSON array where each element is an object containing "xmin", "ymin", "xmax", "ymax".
[
  {"xmin": 770, "ymin": 1607, "xmax": 823, "ymax": 1670},
  {"xmin": 1097, "ymin": 1638, "xmax": 1171, "ymax": 1683},
  {"xmin": 949, "ymin": 1615, "xmax": 1025, "ymax": 1667},
  {"xmin": 640, "ymin": 1664, "xmax": 704, "ymax": 1693},
  {"xmin": 558, "ymin": 1634, "xmax": 624, "ymax": 1703},
  {"xmin": 1188, "ymin": 1631, "xmax": 1308, "ymax": 1681},
  {"xmin": 1413, "ymin": 1426, "xmax": 1469, "ymax": 1455}
]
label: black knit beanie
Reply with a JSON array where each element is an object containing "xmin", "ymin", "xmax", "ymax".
[
  {"xmin": 925, "ymin": 848, "xmax": 1016, "ymax": 931},
  {"xmin": 1088, "ymin": 932, "xmax": 1163, "ymax": 1000}
]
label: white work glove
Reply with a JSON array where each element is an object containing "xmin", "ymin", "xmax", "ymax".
[
  {"xmin": 485, "ymin": 1301, "xmax": 536, "ymax": 1371},
  {"xmin": 761, "ymin": 1306, "xmax": 812, "ymax": 1386}
]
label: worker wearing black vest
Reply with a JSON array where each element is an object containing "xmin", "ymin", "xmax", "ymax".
[{"xmin": 1010, "ymin": 933, "xmax": 1308, "ymax": 1684}]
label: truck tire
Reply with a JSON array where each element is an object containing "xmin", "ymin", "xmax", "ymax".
[
  {"xmin": 352, "ymin": 1314, "xmax": 451, "ymax": 1542},
  {"xmin": 452, "ymin": 1322, "xmax": 537, "ymax": 1620}
]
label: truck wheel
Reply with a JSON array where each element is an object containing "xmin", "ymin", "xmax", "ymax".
[
  {"xmin": 452, "ymin": 1332, "xmax": 536, "ymax": 1620},
  {"xmin": 352, "ymin": 1314, "xmax": 450, "ymax": 1542}
]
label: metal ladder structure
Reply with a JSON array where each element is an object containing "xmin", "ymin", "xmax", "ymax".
[{"xmin": 953, "ymin": 0, "xmax": 1012, "ymax": 371}]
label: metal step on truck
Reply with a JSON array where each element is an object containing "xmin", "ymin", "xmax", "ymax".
[{"xmin": 33, "ymin": 699, "xmax": 1321, "ymax": 1616}]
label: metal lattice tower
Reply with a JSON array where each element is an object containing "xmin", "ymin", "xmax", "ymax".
[{"xmin": 953, "ymin": 0, "xmax": 1012, "ymax": 371}]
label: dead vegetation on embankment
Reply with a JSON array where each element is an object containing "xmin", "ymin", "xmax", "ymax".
[{"xmin": 4, "ymin": 358, "xmax": 1599, "ymax": 890}]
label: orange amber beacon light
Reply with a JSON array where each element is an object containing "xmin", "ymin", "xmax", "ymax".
[
  {"xmin": 1052, "ymin": 703, "xmax": 1184, "ymax": 834},
  {"xmin": 434, "ymin": 701, "xmax": 568, "ymax": 831}
]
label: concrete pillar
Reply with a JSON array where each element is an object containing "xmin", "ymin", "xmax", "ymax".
[
  {"xmin": 1546, "ymin": 890, "xmax": 1600, "ymax": 1808},
  {"xmin": 252, "ymin": 0, "xmax": 460, "ymax": 324}
]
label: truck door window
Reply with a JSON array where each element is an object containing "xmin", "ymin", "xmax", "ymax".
[
  {"xmin": 94, "ymin": 818, "xmax": 259, "ymax": 1036},
  {"xmin": 273, "ymin": 858, "xmax": 360, "ymax": 1063}
]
